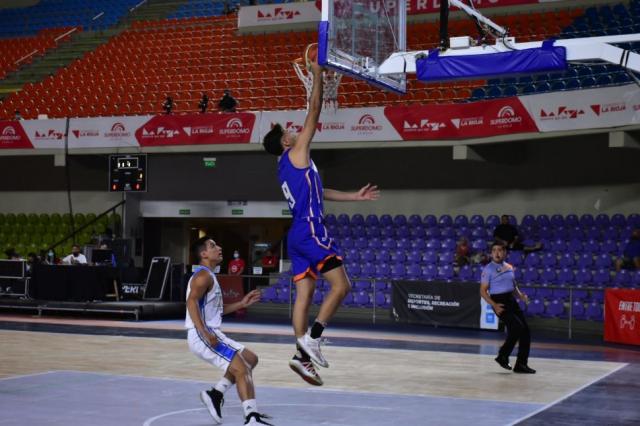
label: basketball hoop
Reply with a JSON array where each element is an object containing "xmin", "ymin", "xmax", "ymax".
[{"xmin": 292, "ymin": 57, "xmax": 342, "ymax": 113}]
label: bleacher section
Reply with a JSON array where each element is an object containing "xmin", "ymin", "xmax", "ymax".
[
  {"xmin": 261, "ymin": 213, "xmax": 640, "ymax": 322},
  {"xmin": 0, "ymin": 28, "xmax": 76, "ymax": 81},
  {"xmin": 0, "ymin": 212, "xmax": 121, "ymax": 259},
  {"xmin": 0, "ymin": 2, "xmax": 588, "ymax": 119},
  {"xmin": 472, "ymin": 1, "xmax": 640, "ymax": 100},
  {"xmin": 1, "ymin": 1, "xmax": 639, "ymax": 118},
  {"xmin": 0, "ymin": 0, "xmax": 139, "ymax": 37}
]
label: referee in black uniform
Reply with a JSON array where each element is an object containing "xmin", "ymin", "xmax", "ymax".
[{"xmin": 480, "ymin": 241, "xmax": 536, "ymax": 374}]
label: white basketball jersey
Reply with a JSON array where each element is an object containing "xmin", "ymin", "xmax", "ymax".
[{"xmin": 185, "ymin": 265, "xmax": 223, "ymax": 330}]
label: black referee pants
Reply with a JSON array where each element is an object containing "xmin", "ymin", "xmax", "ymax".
[{"xmin": 492, "ymin": 292, "xmax": 530, "ymax": 364}]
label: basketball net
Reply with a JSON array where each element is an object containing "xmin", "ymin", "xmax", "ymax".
[{"xmin": 293, "ymin": 58, "xmax": 342, "ymax": 113}]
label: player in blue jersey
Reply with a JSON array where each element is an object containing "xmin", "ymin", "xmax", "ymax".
[
  {"xmin": 262, "ymin": 56, "xmax": 379, "ymax": 385},
  {"xmin": 480, "ymin": 241, "xmax": 536, "ymax": 374}
]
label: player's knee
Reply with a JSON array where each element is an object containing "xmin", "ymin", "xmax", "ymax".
[{"xmin": 229, "ymin": 358, "xmax": 249, "ymax": 378}]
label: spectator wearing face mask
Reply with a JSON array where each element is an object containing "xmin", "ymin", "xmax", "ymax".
[{"xmin": 228, "ymin": 250, "xmax": 245, "ymax": 275}]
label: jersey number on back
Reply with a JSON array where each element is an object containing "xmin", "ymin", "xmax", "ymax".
[{"xmin": 281, "ymin": 181, "xmax": 296, "ymax": 209}]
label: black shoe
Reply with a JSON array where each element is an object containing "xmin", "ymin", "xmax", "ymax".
[
  {"xmin": 495, "ymin": 356, "xmax": 512, "ymax": 371},
  {"xmin": 513, "ymin": 363, "xmax": 536, "ymax": 374},
  {"xmin": 245, "ymin": 412, "xmax": 275, "ymax": 425},
  {"xmin": 200, "ymin": 388, "xmax": 224, "ymax": 424}
]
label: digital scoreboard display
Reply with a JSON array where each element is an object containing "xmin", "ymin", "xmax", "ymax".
[{"xmin": 109, "ymin": 154, "xmax": 147, "ymax": 192}]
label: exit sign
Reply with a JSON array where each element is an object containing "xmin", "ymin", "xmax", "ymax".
[
  {"xmin": 203, "ymin": 157, "xmax": 216, "ymax": 168},
  {"xmin": 179, "ymin": 209, "xmax": 191, "ymax": 215},
  {"xmin": 232, "ymin": 209, "xmax": 244, "ymax": 215}
]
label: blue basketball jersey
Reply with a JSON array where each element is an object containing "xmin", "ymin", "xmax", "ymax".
[{"xmin": 278, "ymin": 150, "xmax": 324, "ymax": 221}]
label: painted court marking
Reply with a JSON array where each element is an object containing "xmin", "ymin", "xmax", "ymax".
[{"xmin": 506, "ymin": 362, "xmax": 629, "ymax": 425}]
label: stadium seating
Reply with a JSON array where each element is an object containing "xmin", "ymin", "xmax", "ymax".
[
  {"xmin": 0, "ymin": 28, "xmax": 77, "ymax": 81},
  {"xmin": 0, "ymin": 212, "xmax": 121, "ymax": 260},
  {"xmin": 0, "ymin": 0, "xmax": 138, "ymax": 36},
  {"xmin": 0, "ymin": 1, "xmax": 586, "ymax": 119},
  {"xmin": 256, "ymin": 212, "xmax": 640, "ymax": 321}
]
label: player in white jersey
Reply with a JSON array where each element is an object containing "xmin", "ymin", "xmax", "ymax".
[{"xmin": 186, "ymin": 236, "xmax": 273, "ymax": 425}]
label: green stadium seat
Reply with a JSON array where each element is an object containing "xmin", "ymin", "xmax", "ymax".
[
  {"xmin": 16, "ymin": 213, "xmax": 27, "ymax": 225},
  {"xmin": 50, "ymin": 213, "xmax": 62, "ymax": 225},
  {"xmin": 5, "ymin": 213, "xmax": 16, "ymax": 225},
  {"xmin": 86, "ymin": 213, "xmax": 97, "ymax": 224},
  {"xmin": 0, "ymin": 213, "xmax": 5, "ymax": 226},
  {"xmin": 39, "ymin": 213, "xmax": 50, "ymax": 225},
  {"xmin": 27, "ymin": 213, "xmax": 39, "ymax": 224},
  {"xmin": 62, "ymin": 213, "xmax": 72, "ymax": 225},
  {"xmin": 74, "ymin": 213, "xmax": 86, "ymax": 226}
]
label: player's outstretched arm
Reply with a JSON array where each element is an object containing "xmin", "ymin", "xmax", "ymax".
[
  {"xmin": 186, "ymin": 271, "xmax": 217, "ymax": 346},
  {"xmin": 324, "ymin": 183, "xmax": 380, "ymax": 202},
  {"xmin": 289, "ymin": 61, "xmax": 323, "ymax": 167},
  {"xmin": 223, "ymin": 289, "xmax": 261, "ymax": 315}
]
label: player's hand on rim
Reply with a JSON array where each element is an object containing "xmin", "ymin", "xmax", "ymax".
[{"xmin": 355, "ymin": 183, "xmax": 380, "ymax": 201}]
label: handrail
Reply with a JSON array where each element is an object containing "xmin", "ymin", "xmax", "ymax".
[
  {"xmin": 130, "ymin": 0, "xmax": 148, "ymax": 12},
  {"xmin": 54, "ymin": 27, "xmax": 78, "ymax": 42},
  {"xmin": 14, "ymin": 49, "xmax": 38, "ymax": 66},
  {"xmin": 92, "ymin": 12, "xmax": 105, "ymax": 21},
  {"xmin": 47, "ymin": 199, "xmax": 126, "ymax": 252},
  {"xmin": 14, "ymin": 27, "xmax": 79, "ymax": 66}
]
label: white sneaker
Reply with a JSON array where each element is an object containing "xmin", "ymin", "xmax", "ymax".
[
  {"xmin": 289, "ymin": 357, "xmax": 324, "ymax": 386},
  {"xmin": 296, "ymin": 334, "xmax": 329, "ymax": 368}
]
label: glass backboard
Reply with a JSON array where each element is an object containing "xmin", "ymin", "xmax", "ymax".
[{"xmin": 319, "ymin": 0, "xmax": 407, "ymax": 93}]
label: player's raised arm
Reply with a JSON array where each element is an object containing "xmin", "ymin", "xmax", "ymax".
[{"xmin": 289, "ymin": 59, "xmax": 323, "ymax": 165}]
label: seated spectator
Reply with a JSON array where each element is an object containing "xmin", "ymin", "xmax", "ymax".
[
  {"xmin": 493, "ymin": 214, "xmax": 542, "ymax": 252},
  {"xmin": 62, "ymin": 245, "xmax": 87, "ymax": 265},
  {"xmin": 26, "ymin": 252, "xmax": 40, "ymax": 274},
  {"xmin": 4, "ymin": 248, "xmax": 21, "ymax": 260},
  {"xmin": 162, "ymin": 95, "xmax": 174, "ymax": 114},
  {"xmin": 456, "ymin": 237, "xmax": 488, "ymax": 266},
  {"xmin": 198, "ymin": 92, "xmax": 209, "ymax": 113},
  {"xmin": 455, "ymin": 238, "xmax": 471, "ymax": 266},
  {"xmin": 218, "ymin": 89, "xmax": 238, "ymax": 112},
  {"xmin": 616, "ymin": 228, "xmax": 640, "ymax": 271},
  {"xmin": 14, "ymin": 110, "xmax": 23, "ymax": 120}
]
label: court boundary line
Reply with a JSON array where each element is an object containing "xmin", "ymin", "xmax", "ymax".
[
  {"xmin": 48, "ymin": 369, "xmax": 544, "ymax": 406},
  {"xmin": 0, "ymin": 370, "xmax": 58, "ymax": 382},
  {"xmin": 505, "ymin": 362, "xmax": 629, "ymax": 425}
]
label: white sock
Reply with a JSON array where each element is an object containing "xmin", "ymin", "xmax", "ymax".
[
  {"xmin": 242, "ymin": 399, "xmax": 257, "ymax": 417},
  {"xmin": 214, "ymin": 377, "xmax": 233, "ymax": 394}
]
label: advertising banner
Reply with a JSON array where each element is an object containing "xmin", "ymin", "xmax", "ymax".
[
  {"xmin": 0, "ymin": 121, "xmax": 34, "ymax": 149},
  {"xmin": 69, "ymin": 115, "xmax": 151, "ymax": 148},
  {"xmin": 519, "ymin": 83, "xmax": 640, "ymax": 132},
  {"xmin": 260, "ymin": 107, "xmax": 401, "ymax": 142},
  {"xmin": 135, "ymin": 112, "xmax": 257, "ymax": 147},
  {"xmin": 392, "ymin": 280, "xmax": 490, "ymax": 329},
  {"xmin": 384, "ymin": 97, "xmax": 537, "ymax": 140},
  {"xmin": 238, "ymin": 2, "xmax": 321, "ymax": 29},
  {"xmin": 604, "ymin": 288, "xmax": 640, "ymax": 346},
  {"xmin": 20, "ymin": 118, "xmax": 68, "ymax": 149}
]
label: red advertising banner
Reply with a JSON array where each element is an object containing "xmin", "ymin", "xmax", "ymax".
[
  {"xmin": 0, "ymin": 121, "xmax": 33, "ymax": 149},
  {"xmin": 406, "ymin": 0, "xmax": 545, "ymax": 15},
  {"xmin": 384, "ymin": 97, "xmax": 538, "ymax": 140},
  {"xmin": 135, "ymin": 113, "xmax": 256, "ymax": 147},
  {"xmin": 217, "ymin": 276, "xmax": 246, "ymax": 305},
  {"xmin": 604, "ymin": 288, "xmax": 640, "ymax": 346}
]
